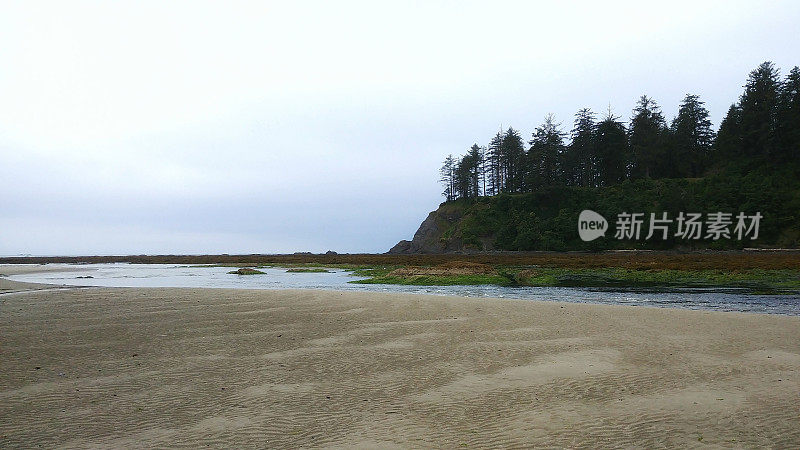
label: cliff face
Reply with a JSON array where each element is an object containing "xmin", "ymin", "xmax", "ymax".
[
  {"xmin": 389, "ymin": 175, "xmax": 800, "ymax": 253},
  {"xmin": 388, "ymin": 204, "xmax": 468, "ymax": 254}
]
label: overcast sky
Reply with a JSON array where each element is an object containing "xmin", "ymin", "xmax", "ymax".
[{"xmin": 1, "ymin": 1, "xmax": 798, "ymax": 255}]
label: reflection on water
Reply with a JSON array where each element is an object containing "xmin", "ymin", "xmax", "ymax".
[{"xmin": 5, "ymin": 263, "xmax": 800, "ymax": 315}]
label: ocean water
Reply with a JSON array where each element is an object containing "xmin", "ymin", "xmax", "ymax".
[{"xmin": 4, "ymin": 263, "xmax": 799, "ymax": 315}]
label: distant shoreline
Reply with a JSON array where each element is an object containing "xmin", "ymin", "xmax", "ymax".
[{"xmin": 1, "ymin": 249, "xmax": 799, "ymax": 269}]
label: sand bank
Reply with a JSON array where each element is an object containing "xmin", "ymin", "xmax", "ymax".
[
  {"xmin": 0, "ymin": 264, "xmax": 83, "ymax": 293},
  {"xmin": 1, "ymin": 287, "xmax": 799, "ymax": 448}
]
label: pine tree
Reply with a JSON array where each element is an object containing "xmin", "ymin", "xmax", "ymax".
[
  {"xmin": 467, "ymin": 144, "xmax": 484, "ymax": 197},
  {"xmin": 594, "ymin": 110, "xmax": 629, "ymax": 186},
  {"xmin": 669, "ymin": 94, "xmax": 715, "ymax": 177},
  {"xmin": 715, "ymin": 104, "xmax": 742, "ymax": 161},
  {"xmin": 629, "ymin": 95, "xmax": 667, "ymax": 178},
  {"xmin": 528, "ymin": 114, "xmax": 566, "ymax": 187},
  {"xmin": 439, "ymin": 155, "xmax": 456, "ymax": 201},
  {"xmin": 436, "ymin": 61, "xmax": 799, "ymax": 206},
  {"xmin": 479, "ymin": 146, "xmax": 487, "ymax": 196},
  {"xmin": 777, "ymin": 66, "xmax": 800, "ymax": 161},
  {"xmin": 739, "ymin": 61, "xmax": 780, "ymax": 159},
  {"xmin": 486, "ymin": 132, "xmax": 504, "ymax": 195},
  {"xmin": 454, "ymin": 155, "xmax": 473, "ymax": 199},
  {"xmin": 569, "ymin": 108, "xmax": 597, "ymax": 186},
  {"xmin": 500, "ymin": 127, "xmax": 526, "ymax": 193}
]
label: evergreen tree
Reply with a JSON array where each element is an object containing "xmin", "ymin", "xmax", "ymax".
[
  {"xmin": 486, "ymin": 132, "xmax": 504, "ymax": 195},
  {"xmin": 777, "ymin": 66, "xmax": 800, "ymax": 161},
  {"xmin": 451, "ymin": 148, "xmax": 483, "ymax": 200},
  {"xmin": 528, "ymin": 114, "xmax": 566, "ymax": 187},
  {"xmin": 467, "ymin": 144, "xmax": 484, "ymax": 197},
  {"xmin": 439, "ymin": 155, "xmax": 456, "ymax": 201},
  {"xmin": 739, "ymin": 61, "xmax": 780, "ymax": 159},
  {"xmin": 669, "ymin": 94, "xmax": 715, "ymax": 177},
  {"xmin": 500, "ymin": 127, "xmax": 526, "ymax": 193},
  {"xmin": 453, "ymin": 155, "xmax": 472, "ymax": 199},
  {"xmin": 629, "ymin": 95, "xmax": 667, "ymax": 178},
  {"xmin": 440, "ymin": 61, "xmax": 799, "ymax": 204},
  {"xmin": 569, "ymin": 108, "xmax": 597, "ymax": 186},
  {"xmin": 715, "ymin": 104, "xmax": 742, "ymax": 161},
  {"xmin": 479, "ymin": 145, "xmax": 487, "ymax": 195},
  {"xmin": 594, "ymin": 111, "xmax": 629, "ymax": 186}
]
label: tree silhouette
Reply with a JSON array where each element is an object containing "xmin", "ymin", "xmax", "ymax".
[
  {"xmin": 568, "ymin": 108, "xmax": 597, "ymax": 187},
  {"xmin": 594, "ymin": 111, "xmax": 629, "ymax": 186},
  {"xmin": 438, "ymin": 61, "xmax": 798, "ymax": 202},
  {"xmin": 669, "ymin": 94, "xmax": 714, "ymax": 177},
  {"xmin": 439, "ymin": 155, "xmax": 455, "ymax": 201},
  {"xmin": 528, "ymin": 114, "xmax": 566, "ymax": 188},
  {"xmin": 739, "ymin": 61, "xmax": 780, "ymax": 159},
  {"xmin": 629, "ymin": 95, "xmax": 667, "ymax": 179},
  {"xmin": 500, "ymin": 127, "xmax": 526, "ymax": 193},
  {"xmin": 777, "ymin": 66, "xmax": 800, "ymax": 161},
  {"xmin": 486, "ymin": 132, "xmax": 503, "ymax": 196}
]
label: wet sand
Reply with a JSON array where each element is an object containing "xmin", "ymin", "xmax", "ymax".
[
  {"xmin": 0, "ymin": 264, "xmax": 80, "ymax": 293},
  {"xmin": 1, "ymin": 282, "xmax": 799, "ymax": 447}
]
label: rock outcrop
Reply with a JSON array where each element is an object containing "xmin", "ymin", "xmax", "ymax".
[{"xmin": 388, "ymin": 206, "xmax": 465, "ymax": 253}]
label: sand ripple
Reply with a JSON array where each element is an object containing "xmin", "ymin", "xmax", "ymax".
[{"xmin": 1, "ymin": 288, "xmax": 799, "ymax": 448}]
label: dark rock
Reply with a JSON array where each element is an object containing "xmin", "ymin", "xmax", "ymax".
[
  {"xmin": 388, "ymin": 207, "xmax": 465, "ymax": 253},
  {"xmin": 388, "ymin": 240, "xmax": 412, "ymax": 254},
  {"xmin": 228, "ymin": 268, "xmax": 265, "ymax": 275}
]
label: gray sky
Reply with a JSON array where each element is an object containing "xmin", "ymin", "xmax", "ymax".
[{"xmin": 1, "ymin": 1, "xmax": 798, "ymax": 255}]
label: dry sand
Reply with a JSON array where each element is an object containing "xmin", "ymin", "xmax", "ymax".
[{"xmin": 1, "ymin": 273, "xmax": 799, "ymax": 447}]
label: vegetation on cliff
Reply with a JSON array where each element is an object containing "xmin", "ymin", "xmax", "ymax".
[
  {"xmin": 399, "ymin": 167, "xmax": 800, "ymax": 252},
  {"xmin": 393, "ymin": 62, "xmax": 800, "ymax": 253}
]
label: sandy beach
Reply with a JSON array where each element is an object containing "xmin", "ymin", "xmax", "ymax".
[
  {"xmin": 0, "ymin": 264, "xmax": 85, "ymax": 293},
  {"xmin": 1, "ymin": 268, "xmax": 799, "ymax": 448}
]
